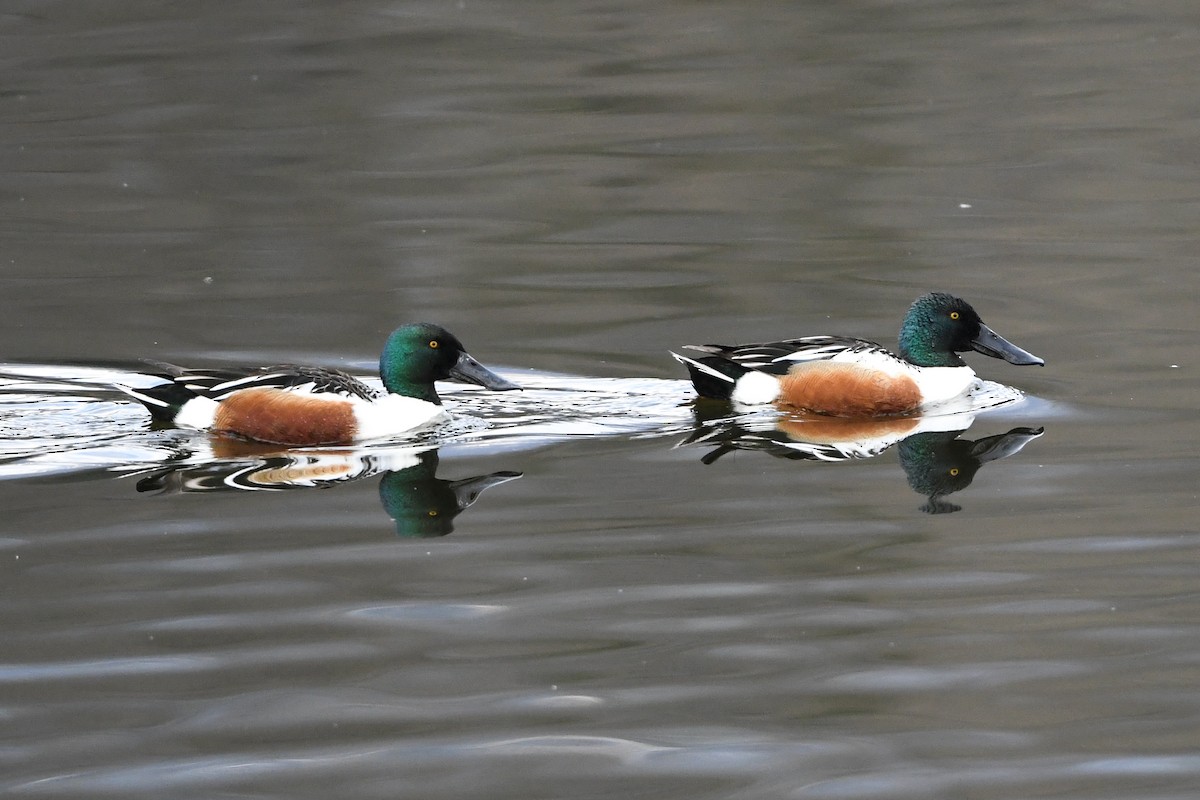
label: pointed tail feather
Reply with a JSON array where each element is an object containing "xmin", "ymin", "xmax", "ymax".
[
  {"xmin": 670, "ymin": 351, "xmax": 745, "ymax": 400},
  {"xmin": 115, "ymin": 382, "xmax": 199, "ymax": 422}
]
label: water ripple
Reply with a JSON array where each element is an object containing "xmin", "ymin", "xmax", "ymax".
[{"xmin": 0, "ymin": 364, "xmax": 695, "ymax": 480}]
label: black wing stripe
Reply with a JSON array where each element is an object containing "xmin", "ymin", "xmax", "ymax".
[{"xmin": 159, "ymin": 365, "xmax": 380, "ymax": 401}]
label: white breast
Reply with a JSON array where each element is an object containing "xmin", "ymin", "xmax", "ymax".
[
  {"xmin": 910, "ymin": 366, "xmax": 980, "ymax": 408},
  {"xmin": 351, "ymin": 394, "xmax": 449, "ymax": 441}
]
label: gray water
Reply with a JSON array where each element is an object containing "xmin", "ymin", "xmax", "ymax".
[{"xmin": 3, "ymin": 3, "xmax": 1199, "ymax": 798}]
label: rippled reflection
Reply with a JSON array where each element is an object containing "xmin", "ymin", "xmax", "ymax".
[
  {"xmin": 680, "ymin": 403, "xmax": 1044, "ymax": 513},
  {"xmin": 2, "ymin": 361, "xmax": 1041, "ymax": 518},
  {"xmin": 895, "ymin": 426, "xmax": 1044, "ymax": 513},
  {"xmin": 0, "ymin": 364, "xmax": 694, "ymax": 480},
  {"xmin": 132, "ymin": 443, "xmax": 521, "ymax": 537}
]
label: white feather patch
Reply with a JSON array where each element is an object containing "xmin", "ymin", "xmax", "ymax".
[
  {"xmin": 173, "ymin": 396, "xmax": 220, "ymax": 430},
  {"xmin": 350, "ymin": 394, "xmax": 449, "ymax": 440},
  {"xmin": 731, "ymin": 371, "xmax": 781, "ymax": 405},
  {"xmin": 909, "ymin": 366, "xmax": 979, "ymax": 407}
]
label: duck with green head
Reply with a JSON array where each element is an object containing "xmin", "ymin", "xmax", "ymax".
[
  {"xmin": 672, "ymin": 292, "xmax": 1043, "ymax": 417},
  {"xmin": 118, "ymin": 322, "xmax": 518, "ymax": 445}
]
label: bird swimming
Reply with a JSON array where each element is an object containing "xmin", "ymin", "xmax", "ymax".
[
  {"xmin": 672, "ymin": 292, "xmax": 1043, "ymax": 417},
  {"xmin": 118, "ymin": 323, "xmax": 518, "ymax": 445}
]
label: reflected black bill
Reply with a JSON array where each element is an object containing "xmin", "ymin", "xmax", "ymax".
[
  {"xmin": 968, "ymin": 426, "xmax": 1046, "ymax": 463},
  {"xmin": 970, "ymin": 324, "xmax": 1044, "ymax": 366}
]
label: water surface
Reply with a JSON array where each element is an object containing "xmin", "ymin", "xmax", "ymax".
[{"xmin": 3, "ymin": 2, "xmax": 1199, "ymax": 799}]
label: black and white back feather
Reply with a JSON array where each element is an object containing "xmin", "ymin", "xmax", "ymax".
[
  {"xmin": 683, "ymin": 336, "xmax": 885, "ymax": 374},
  {"xmin": 673, "ymin": 335, "xmax": 897, "ymax": 400},
  {"xmin": 142, "ymin": 360, "xmax": 381, "ymax": 402}
]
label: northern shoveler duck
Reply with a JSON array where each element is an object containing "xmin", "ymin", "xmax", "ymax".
[
  {"xmin": 117, "ymin": 323, "xmax": 518, "ymax": 445},
  {"xmin": 672, "ymin": 292, "xmax": 1043, "ymax": 417}
]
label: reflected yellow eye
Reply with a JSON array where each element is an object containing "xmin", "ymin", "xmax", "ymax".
[
  {"xmin": 429, "ymin": 340, "xmax": 439, "ymax": 349},
  {"xmin": 949, "ymin": 468, "xmax": 960, "ymax": 476},
  {"xmin": 949, "ymin": 311, "xmax": 960, "ymax": 320},
  {"xmin": 427, "ymin": 510, "xmax": 439, "ymax": 517}
]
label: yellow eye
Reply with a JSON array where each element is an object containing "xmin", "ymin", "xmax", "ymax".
[
  {"xmin": 427, "ymin": 510, "xmax": 439, "ymax": 517},
  {"xmin": 949, "ymin": 311, "xmax": 960, "ymax": 320},
  {"xmin": 429, "ymin": 340, "xmax": 439, "ymax": 349},
  {"xmin": 949, "ymin": 468, "xmax": 960, "ymax": 476}
]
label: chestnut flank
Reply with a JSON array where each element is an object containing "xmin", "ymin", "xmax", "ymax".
[
  {"xmin": 213, "ymin": 388, "xmax": 358, "ymax": 445},
  {"xmin": 777, "ymin": 362, "xmax": 922, "ymax": 417}
]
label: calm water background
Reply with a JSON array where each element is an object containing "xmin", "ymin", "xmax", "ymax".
[{"xmin": 3, "ymin": 2, "xmax": 1199, "ymax": 798}]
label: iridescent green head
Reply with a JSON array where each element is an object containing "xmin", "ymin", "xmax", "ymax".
[
  {"xmin": 897, "ymin": 293, "xmax": 1044, "ymax": 369},
  {"xmin": 379, "ymin": 323, "xmax": 518, "ymax": 403}
]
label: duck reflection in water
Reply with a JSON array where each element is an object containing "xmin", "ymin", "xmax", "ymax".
[
  {"xmin": 681, "ymin": 404, "xmax": 1043, "ymax": 513},
  {"xmin": 132, "ymin": 442, "xmax": 521, "ymax": 537},
  {"xmin": 377, "ymin": 453, "xmax": 521, "ymax": 537}
]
